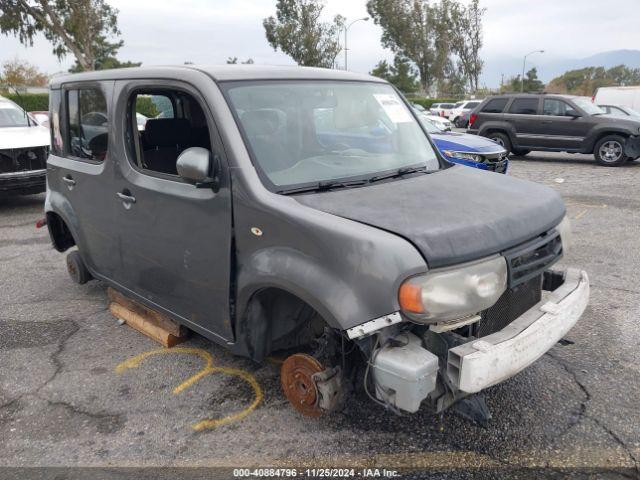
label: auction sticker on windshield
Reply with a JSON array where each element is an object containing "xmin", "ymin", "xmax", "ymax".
[{"xmin": 374, "ymin": 93, "xmax": 413, "ymax": 123}]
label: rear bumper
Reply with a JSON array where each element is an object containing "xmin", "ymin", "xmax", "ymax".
[
  {"xmin": 447, "ymin": 268, "xmax": 589, "ymax": 393},
  {"xmin": 0, "ymin": 169, "xmax": 46, "ymax": 195}
]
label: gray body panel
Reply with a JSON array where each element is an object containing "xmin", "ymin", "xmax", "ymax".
[
  {"xmin": 294, "ymin": 166, "xmax": 566, "ymax": 268},
  {"xmin": 45, "ymin": 66, "xmax": 567, "ymax": 359}
]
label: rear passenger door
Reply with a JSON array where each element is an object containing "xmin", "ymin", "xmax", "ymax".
[
  {"xmin": 46, "ymin": 82, "xmax": 118, "ymax": 279},
  {"xmin": 503, "ymin": 97, "xmax": 542, "ymax": 148},
  {"xmin": 110, "ymin": 78, "xmax": 234, "ymax": 342}
]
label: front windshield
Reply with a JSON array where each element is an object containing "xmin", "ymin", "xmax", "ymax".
[
  {"xmin": 417, "ymin": 114, "xmax": 444, "ymax": 134},
  {"xmin": 625, "ymin": 107, "xmax": 640, "ymax": 117},
  {"xmin": 0, "ymin": 102, "xmax": 29, "ymax": 128},
  {"xmin": 223, "ymin": 81, "xmax": 440, "ymax": 190},
  {"xmin": 572, "ymin": 97, "xmax": 605, "ymax": 115}
]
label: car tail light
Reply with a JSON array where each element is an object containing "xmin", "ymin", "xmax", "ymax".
[{"xmin": 469, "ymin": 113, "xmax": 477, "ymax": 127}]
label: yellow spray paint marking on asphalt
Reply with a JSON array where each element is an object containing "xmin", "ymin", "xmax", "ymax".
[
  {"xmin": 115, "ymin": 347, "xmax": 263, "ymax": 431},
  {"xmin": 564, "ymin": 201, "xmax": 608, "ymax": 221}
]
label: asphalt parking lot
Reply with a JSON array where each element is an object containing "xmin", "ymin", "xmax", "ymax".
[{"xmin": 1, "ymin": 153, "xmax": 639, "ymax": 478}]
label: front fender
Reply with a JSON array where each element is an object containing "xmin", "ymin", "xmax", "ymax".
[
  {"xmin": 583, "ymin": 126, "xmax": 639, "ymax": 153},
  {"xmin": 237, "ymin": 247, "xmax": 363, "ymax": 330}
]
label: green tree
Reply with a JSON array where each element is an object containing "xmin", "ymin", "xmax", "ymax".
[
  {"xmin": 449, "ymin": 0, "xmax": 485, "ymax": 92},
  {"xmin": 226, "ymin": 57, "xmax": 255, "ymax": 64},
  {"xmin": 263, "ymin": 0, "xmax": 344, "ymax": 68},
  {"xmin": 503, "ymin": 67, "xmax": 544, "ymax": 93},
  {"xmin": 547, "ymin": 65, "xmax": 640, "ymax": 96},
  {"xmin": 366, "ymin": 0, "xmax": 453, "ymax": 93},
  {"xmin": 370, "ymin": 56, "xmax": 419, "ymax": 93},
  {"xmin": 68, "ymin": 36, "xmax": 140, "ymax": 72},
  {"xmin": 0, "ymin": 57, "xmax": 48, "ymax": 87},
  {"xmin": 0, "ymin": 0, "xmax": 126, "ymax": 71},
  {"xmin": 370, "ymin": 59, "xmax": 392, "ymax": 81}
]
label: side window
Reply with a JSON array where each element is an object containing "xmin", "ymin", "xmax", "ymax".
[
  {"xmin": 543, "ymin": 99, "xmax": 572, "ymax": 116},
  {"xmin": 465, "ymin": 101, "xmax": 480, "ymax": 110},
  {"xmin": 67, "ymin": 88, "xmax": 108, "ymax": 161},
  {"xmin": 49, "ymin": 89, "xmax": 63, "ymax": 156},
  {"xmin": 508, "ymin": 98, "xmax": 539, "ymax": 115},
  {"xmin": 482, "ymin": 98, "xmax": 508, "ymax": 113},
  {"xmin": 128, "ymin": 90, "xmax": 211, "ymax": 177}
]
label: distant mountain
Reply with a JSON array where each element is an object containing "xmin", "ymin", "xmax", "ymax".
[{"xmin": 481, "ymin": 50, "xmax": 640, "ymax": 88}]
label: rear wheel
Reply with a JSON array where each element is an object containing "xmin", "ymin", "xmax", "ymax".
[
  {"xmin": 66, "ymin": 251, "xmax": 92, "ymax": 285},
  {"xmin": 512, "ymin": 148, "xmax": 531, "ymax": 156},
  {"xmin": 594, "ymin": 135, "xmax": 628, "ymax": 166},
  {"xmin": 487, "ymin": 132, "xmax": 512, "ymax": 153}
]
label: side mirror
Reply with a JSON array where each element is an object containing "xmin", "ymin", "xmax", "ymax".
[
  {"xmin": 177, "ymin": 147, "xmax": 219, "ymax": 190},
  {"xmin": 565, "ymin": 109, "xmax": 580, "ymax": 118}
]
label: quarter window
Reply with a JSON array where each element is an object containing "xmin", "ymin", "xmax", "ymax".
[
  {"xmin": 482, "ymin": 98, "xmax": 508, "ymax": 113},
  {"xmin": 67, "ymin": 88, "xmax": 108, "ymax": 161},
  {"xmin": 508, "ymin": 98, "xmax": 539, "ymax": 115}
]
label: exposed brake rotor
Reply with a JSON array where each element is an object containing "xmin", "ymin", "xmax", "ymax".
[{"xmin": 280, "ymin": 353, "xmax": 325, "ymax": 417}]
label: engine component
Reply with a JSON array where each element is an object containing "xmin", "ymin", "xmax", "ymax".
[{"xmin": 371, "ymin": 332, "xmax": 439, "ymax": 413}]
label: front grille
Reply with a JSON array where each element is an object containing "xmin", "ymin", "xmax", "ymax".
[
  {"xmin": 0, "ymin": 146, "xmax": 48, "ymax": 174},
  {"xmin": 505, "ymin": 232, "xmax": 563, "ymax": 287},
  {"xmin": 484, "ymin": 159, "xmax": 508, "ymax": 173},
  {"xmin": 475, "ymin": 274, "xmax": 542, "ymax": 337}
]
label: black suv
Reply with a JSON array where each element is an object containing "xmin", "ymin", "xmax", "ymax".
[{"xmin": 467, "ymin": 94, "xmax": 640, "ymax": 166}]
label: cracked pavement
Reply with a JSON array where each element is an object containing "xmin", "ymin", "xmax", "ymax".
[{"xmin": 0, "ymin": 153, "xmax": 639, "ymax": 478}]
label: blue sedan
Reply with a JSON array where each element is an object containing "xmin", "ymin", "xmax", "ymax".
[{"xmin": 418, "ymin": 114, "xmax": 509, "ymax": 173}]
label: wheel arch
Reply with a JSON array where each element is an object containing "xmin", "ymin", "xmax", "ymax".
[
  {"xmin": 585, "ymin": 129, "xmax": 631, "ymax": 153},
  {"xmin": 236, "ymin": 283, "xmax": 331, "ymax": 361},
  {"xmin": 45, "ymin": 211, "xmax": 76, "ymax": 252}
]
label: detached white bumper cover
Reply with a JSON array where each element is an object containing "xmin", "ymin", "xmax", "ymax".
[{"xmin": 447, "ymin": 268, "xmax": 589, "ymax": 394}]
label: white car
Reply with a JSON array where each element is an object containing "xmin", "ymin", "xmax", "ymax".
[
  {"xmin": 0, "ymin": 96, "xmax": 50, "ymax": 196},
  {"xmin": 430, "ymin": 102, "xmax": 455, "ymax": 117},
  {"xmin": 448, "ymin": 100, "xmax": 483, "ymax": 127},
  {"xmin": 419, "ymin": 113, "xmax": 452, "ymax": 131}
]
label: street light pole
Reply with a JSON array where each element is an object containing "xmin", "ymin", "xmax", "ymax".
[
  {"xmin": 521, "ymin": 49, "xmax": 545, "ymax": 92},
  {"xmin": 344, "ymin": 17, "xmax": 369, "ymax": 70}
]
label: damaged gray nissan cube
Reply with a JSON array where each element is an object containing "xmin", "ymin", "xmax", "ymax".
[{"xmin": 43, "ymin": 65, "xmax": 589, "ymax": 421}]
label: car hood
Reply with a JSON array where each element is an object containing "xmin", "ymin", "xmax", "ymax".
[
  {"xmin": 430, "ymin": 131, "xmax": 503, "ymax": 153},
  {"xmin": 0, "ymin": 126, "xmax": 50, "ymax": 149},
  {"xmin": 294, "ymin": 166, "xmax": 565, "ymax": 268}
]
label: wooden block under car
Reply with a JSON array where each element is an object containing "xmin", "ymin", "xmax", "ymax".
[{"xmin": 107, "ymin": 287, "xmax": 188, "ymax": 348}]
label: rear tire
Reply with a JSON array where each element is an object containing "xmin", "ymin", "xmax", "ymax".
[
  {"xmin": 66, "ymin": 251, "xmax": 92, "ymax": 285},
  {"xmin": 594, "ymin": 135, "xmax": 628, "ymax": 166},
  {"xmin": 512, "ymin": 149, "xmax": 531, "ymax": 156},
  {"xmin": 487, "ymin": 132, "xmax": 512, "ymax": 153}
]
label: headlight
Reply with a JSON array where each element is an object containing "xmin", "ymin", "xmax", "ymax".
[
  {"xmin": 556, "ymin": 215, "xmax": 572, "ymax": 254},
  {"xmin": 442, "ymin": 150, "xmax": 482, "ymax": 163},
  {"xmin": 399, "ymin": 256, "xmax": 507, "ymax": 323}
]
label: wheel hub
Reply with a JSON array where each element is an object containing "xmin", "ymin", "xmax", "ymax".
[
  {"xmin": 281, "ymin": 353, "xmax": 324, "ymax": 417},
  {"xmin": 600, "ymin": 141, "xmax": 622, "ymax": 161}
]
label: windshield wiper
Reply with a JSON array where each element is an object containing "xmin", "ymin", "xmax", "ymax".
[
  {"xmin": 368, "ymin": 165, "xmax": 430, "ymax": 183},
  {"xmin": 277, "ymin": 179, "xmax": 368, "ymax": 195}
]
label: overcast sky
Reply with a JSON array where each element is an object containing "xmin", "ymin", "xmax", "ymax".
[{"xmin": 0, "ymin": 0, "xmax": 638, "ymax": 83}]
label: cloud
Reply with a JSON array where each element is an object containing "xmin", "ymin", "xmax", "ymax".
[{"xmin": 0, "ymin": 0, "xmax": 638, "ymax": 84}]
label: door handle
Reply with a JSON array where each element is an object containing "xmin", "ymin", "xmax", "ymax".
[
  {"xmin": 116, "ymin": 191, "xmax": 136, "ymax": 204},
  {"xmin": 63, "ymin": 176, "xmax": 76, "ymax": 186}
]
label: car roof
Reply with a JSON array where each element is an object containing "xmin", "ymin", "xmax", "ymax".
[{"xmin": 50, "ymin": 65, "xmax": 386, "ymax": 88}]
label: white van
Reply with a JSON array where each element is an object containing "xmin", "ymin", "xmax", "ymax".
[{"xmin": 593, "ymin": 86, "xmax": 640, "ymax": 110}]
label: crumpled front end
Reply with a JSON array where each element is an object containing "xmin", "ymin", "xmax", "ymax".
[{"xmin": 365, "ymin": 267, "xmax": 588, "ymax": 414}]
